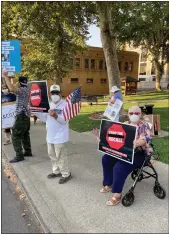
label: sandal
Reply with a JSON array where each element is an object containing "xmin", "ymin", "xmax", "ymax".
[
  {"xmin": 100, "ymin": 186, "xmax": 112, "ymax": 193},
  {"xmin": 106, "ymin": 195, "xmax": 122, "ymax": 206}
]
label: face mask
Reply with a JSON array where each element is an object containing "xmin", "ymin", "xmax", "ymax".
[
  {"xmin": 2, "ymin": 89, "xmax": 9, "ymax": 95},
  {"xmin": 51, "ymin": 95, "xmax": 60, "ymax": 103},
  {"xmin": 129, "ymin": 114, "xmax": 140, "ymax": 123}
]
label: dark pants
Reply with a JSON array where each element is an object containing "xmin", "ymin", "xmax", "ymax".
[
  {"xmin": 102, "ymin": 151, "xmax": 145, "ymax": 193},
  {"xmin": 12, "ymin": 114, "xmax": 32, "ymax": 159}
]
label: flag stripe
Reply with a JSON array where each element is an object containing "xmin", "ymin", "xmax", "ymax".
[{"xmin": 62, "ymin": 87, "xmax": 81, "ymax": 121}]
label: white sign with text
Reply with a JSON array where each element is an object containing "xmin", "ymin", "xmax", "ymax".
[
  {"xmin": 2, "ymin": 104, "xmax": 16, "ymax": 129},
  {"xmin": 103, "ymin": 99, "xmax": 123, "ymax": 121}
]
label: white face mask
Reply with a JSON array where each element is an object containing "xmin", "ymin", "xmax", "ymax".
[
  {"xmin": 129, "ymin": 114, "xmax": 140, "ymax": 123},
  {"xmin": 51, "ymin": 95, "xmax": 60, "ymax": 103},
  {"xmin": 2, "ymin": 89, "xmax": 9, "ymax": 95}
]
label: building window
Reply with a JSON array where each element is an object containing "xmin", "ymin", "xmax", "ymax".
[
  {"xmin": 152, "ymin": 76, "xmax": 156, "ymax": 81},
  {"xmin": 105, "ymin": 62, "xmax": 107, "ymax": 70},
  {"xmin": 139, "ymin": 62, "xmax": 147, "ymax": 75},
  {"xmin": 139, "ymin": 78, "xmax": 146, "ymax": 81},
  {"xmin": 124, "ymin": 62, "xmax": 129, "ymax": 71},
  {"xmin": 91, "ymin": 59, "xmax": 95, "ymax": 69},
  {"xmin": 75, "ymin": 58, "xmax": 80, "ymax": 68},
  {"xmin": 100, "ymin": 78, "xmax": 107, "ymax": 83},
  {"xmin": 140, "ymin": 48, "xmax": 148, "ymax": 62},
  {"xmin": 99, "ymin": 60, "xmax": 104, "ymax": 70},
  {"xmin": 129, "ymin": 62, "xmax": 133, "ymax": 71},
  {"xmin": 118, "ymin": 61, "xmax": 121, "ymax": 71},
  {"xmin": 86, "ymin": 78, "xmax": 93, "ymax": 84},
  {"xmin": 84, "ymin": 59, "xmax": 89, "ymax": 69},
  {"xmin": 151, "ymin": 61, "xmax": 155, "ymax": 75},
  {"xmin": 71, "ymin": 78, "xmax": 79, "ymax": 83}
]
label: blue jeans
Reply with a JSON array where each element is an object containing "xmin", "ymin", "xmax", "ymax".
[{"xmin": 102, "ymin": 152, "xmax": 145, "ymax": 193}]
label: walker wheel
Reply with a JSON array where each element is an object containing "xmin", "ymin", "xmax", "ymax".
[
  {"xmin": 131, "ymin": 170, "xmax": 143, "ymax": 182},
  {"xmin": 153, "ymin": 185, "xmax": 166, "ymax": 199},
  {"xmin": 122, "ymin": 192, "xmax": 135, "ymax": 207}
]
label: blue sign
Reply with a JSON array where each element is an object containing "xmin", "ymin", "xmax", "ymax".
[{"xmin": 1, "ymin": 40, "xmax": 21, "ymax": 72}]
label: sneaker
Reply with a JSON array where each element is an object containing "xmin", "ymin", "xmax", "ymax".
[
  {"xmin": 47, "ymin": 173, "xmax": 62, "ymax": 179},
  {"xmin": 59, "ymin": 173, "xmax": 72, "ymax": 184},
  {"xmin": 9, "ymin": 157, "xmax": 24, "ymax": 163},
  {"xmin": 24, "ymin": 152, "xmax": 33, "ymax": 157}
]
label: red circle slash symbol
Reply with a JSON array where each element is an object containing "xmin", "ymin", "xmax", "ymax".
[
  {"xmin": 30, "ymin": 84, "xmax": 42, "ymax": 106},
  {"xmin": 106, "ymin": 124, "xmax": 126, "ymax": 150}
]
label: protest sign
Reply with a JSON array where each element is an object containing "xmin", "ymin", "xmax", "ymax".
[
  {"xmin": 1, "ymin": 40, "xmax": 21, "ymax": 72},
  {"xmin": 103, "ymin": 99, "xmax": 123, "ymax": 121},
  {"xmin": 2, "ymin": 104, "xmax": 16, "ymax": 129},
  {"xmin": 99, "ymin": 119, "xmax": 137, "ymax": 164},
  {"xmin": 28, "ymin": 81, "xmax": 50, "ymax": 113},
  {"xmin": 2, "ymin": 92, "xmax": 16, "ymax": 129}
]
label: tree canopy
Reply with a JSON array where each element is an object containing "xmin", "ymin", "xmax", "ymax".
[
  {"xmin": 113, "ymin": 1, "xmax": 169, "ymax": 90},
  {"xmin": 2, "ymin": 1, "xmax": 168, "ymax": 91},
  {"xmin": 2, "ymin": 1, "xmax": 95, "ymax": 82}
]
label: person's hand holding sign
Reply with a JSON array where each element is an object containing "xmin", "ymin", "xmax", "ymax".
[
  {"xmin": 2, "ymin": 68, "xmax": 8, "ymax": 78},
  {"xmin": 133, "ymin": 139, "xmax": 146, "ymax": 149}
]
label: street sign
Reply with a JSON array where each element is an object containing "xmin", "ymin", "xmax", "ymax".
[{"xmin": 1, "ymin": 40, "xmax": 21, "ymax": 72}]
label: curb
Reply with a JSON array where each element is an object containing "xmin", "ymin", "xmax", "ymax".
[{"xmin": 2, "ymin": 150, "xmax": 51, "ymax": 234}]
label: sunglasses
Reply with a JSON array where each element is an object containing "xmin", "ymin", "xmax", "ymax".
[
  {"xmin": 129, "ymin": 112, "xmax": 141, "ymax": 115},
  {"xmin": 51, "ymin": 91, "xmax": 60, "ymax": 95}
]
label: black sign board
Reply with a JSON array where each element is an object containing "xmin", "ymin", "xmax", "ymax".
[
  {"xmin": 28, "ymin": 81, "xmax": 50, "ymax": 113},
  {"xmin": 99, "ymin": 119, "xmax": 137, "ymax": 164}
]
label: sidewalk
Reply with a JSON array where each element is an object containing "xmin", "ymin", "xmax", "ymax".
[{"xmin": 2, "ymin": 123, "xmax": 169, "ymax": 233}]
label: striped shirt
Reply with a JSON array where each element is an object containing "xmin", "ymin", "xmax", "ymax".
[{"xmin": 15, "ymin": 86, "xmax": 30, "ymax": 117}]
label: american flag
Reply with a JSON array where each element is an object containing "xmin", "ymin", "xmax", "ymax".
[{"xmin": 63, "ymin": 86, "xmax": 81, "ymax": 121}]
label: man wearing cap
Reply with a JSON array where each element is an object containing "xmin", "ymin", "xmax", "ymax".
[
  {"xmin": 109, "ymin": 86, "xmax": 122, "ymax": 121},
  {"xmin": 34, "ymin": 84, "xmax": 72, "ymax": 184},
  {"xmin": 3, "ymin": 70, "xmax": 32, "ymax": 163}
]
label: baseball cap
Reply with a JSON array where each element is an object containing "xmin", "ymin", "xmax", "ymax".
[
  {"xmin": 50, "ymin": 84, "xmax": 61, "ymax": 93},
  {"xmin": 19, "ymin": 76, "xmax": 28, "ymax": 86}
]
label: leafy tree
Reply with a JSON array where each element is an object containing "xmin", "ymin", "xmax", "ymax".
[
  {"xmin": 2, "ymin": 1, "xmax": 94, "ymax": 83},
  {"xmin": 114, "ymin": 1, "xmax": 169, "ymax": 91},
  {"xmin": 2, "ymin": 1, "xmax": 123, "ymax": 92}
]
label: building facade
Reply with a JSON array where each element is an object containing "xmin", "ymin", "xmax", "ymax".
[
  {"xmin": 124, "ymin": 45, "xmax": 169, "ymax": 90},
  {"xmin": 48, "ymin": 47, "xmax": 139, "ymax": 97},
  {"xmin": 20, "ymin": 41, "xmax": 139, "ymax": 96}
]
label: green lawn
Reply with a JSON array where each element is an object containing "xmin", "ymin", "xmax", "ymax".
[
  {"xmin": 69, "ymin": 105, "xmax": 106, "ymax": 132},
  {"xmin": 124, "ymin": 91, "xmax": 169, "ymax": 102},
  {"xmin": 152, "ymin": 137, "xmax": 169, "ymax": 164},
  {"xmin": 98, "ymin": 91, "xmax": 169, "ymax": 102},
  {"xmin": 70, "ymin": 100, "xmax": 168, "ymax": 132}
]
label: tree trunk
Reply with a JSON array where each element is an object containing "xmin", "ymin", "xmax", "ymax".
[
  {"xmin": 154, "ymin": 59, "xmax": 164, "ymax": 91},
  {"xmin": 97, "ymin": 2, "xmax": 121, "ymax": 93},
  {"xmin": 155, "ymin": 75, "xmax": 161, "ymax": 91},
  {"xmin": 53, "ymin": 72, "xmax": 62, "ymax": 85}
]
